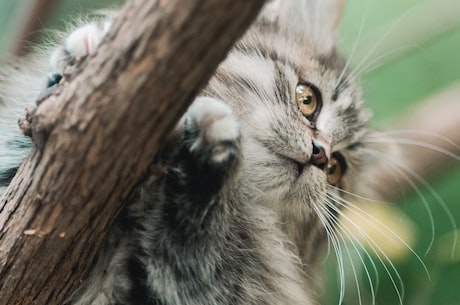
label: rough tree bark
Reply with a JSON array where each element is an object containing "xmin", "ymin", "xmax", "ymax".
[{"xmin": 0, "ymin": 0, "xmax": 265, "ymax": 305}]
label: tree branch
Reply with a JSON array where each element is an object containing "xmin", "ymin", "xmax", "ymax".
[{"xmin": 0, "ymin": 0, "xmax": 265, "ymax": 304}]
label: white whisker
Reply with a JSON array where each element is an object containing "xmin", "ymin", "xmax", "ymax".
[
  {"xmin": 311, "ymin": 193, "xmax": 347, "ymax": 305},
  {"xmin": 345, "ymin": 9, "xmax": 414, "ymax": 83},
  {"xmin": 321, "ymin": 198, "xmax": 378, "ymax": 305},
  {"xmin": 324, "ymin": 195, "xmax": 406, "ymax": 305},
  {"xmin": 336, "ymin": 0, "xmax": 371, "ymax": 88},
  {"xmin": 355, "ymin": 45, "xmax": 421, "ymax": 76},
  {"xmin": 365, "ymin": 138, "xmax": 460, "ymax": 161},
  {"xmin": 370, "ymin": 129, "xmax": 460, "ymax": 152},
  {"xmin": 363, "ymin": 148, "xmax": 458, "ymax": 257},
  {"xmin": 362, "ymin": 148, "xmax": 437, "ymax": 253},
  {"xmin": 329, "ymin": 184, "xmax": 386, "ymax": 204},
  {"xmin": 320, "ymin": 230, "xmax": 334, "ymax": 264},
  {"xmin": 327, "ymin": 190, "xmax": 430, "ymax": 279}
]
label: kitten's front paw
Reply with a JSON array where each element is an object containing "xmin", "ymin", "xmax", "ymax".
[
  {"xmin": 64, "ymin": 24, "xmax": 107, "ymax": 58},
  {"xmin": 185, "ymin": 97, "xmax": 240, "ymax": 166},
  {"xmin": 49, "ymin": 22, "xmax": 111, "ymax": 73}
]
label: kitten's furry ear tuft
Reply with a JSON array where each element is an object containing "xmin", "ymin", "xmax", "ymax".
[{"xmin": 259, "ymin": 0, "xmax": 345, "ymax": 53}]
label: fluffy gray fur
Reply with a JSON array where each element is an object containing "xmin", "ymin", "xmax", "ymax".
[{"xmin": 0, "ymin": 0, "xmax": 379, "ymax": 304}]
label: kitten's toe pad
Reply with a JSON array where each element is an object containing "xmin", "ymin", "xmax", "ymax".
[{"xmin": 186, "ymin": 97, "xmax": 240, "ymax": 164}]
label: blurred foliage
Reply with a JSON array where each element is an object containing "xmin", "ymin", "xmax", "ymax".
[
  {"xmin": 0, "ymin": 1, "xmax": 19, "ymax": 50},
  {"xmin": 0, "ymin": 0, "xmax": 459, "ymax": 304}
]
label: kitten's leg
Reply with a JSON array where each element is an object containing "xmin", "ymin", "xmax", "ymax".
[
  {"xmin": 162, "ymin": 96, "xmax": 241, "ymax": 223},
  {"xmin": 68, "ymin": 97, "xmax": 242, "ymax": 305},
  {"xmin": 121, "ymin": 97, "xmax": 241, "ymax": 304},
  {"xmin": 179, "ymin": 96, "xmax": 241, "ymax": 194}
]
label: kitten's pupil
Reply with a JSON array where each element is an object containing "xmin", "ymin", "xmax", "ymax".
[{"xmin": 303, "ymin": 96, "xmax": 312, "ymax": 105}]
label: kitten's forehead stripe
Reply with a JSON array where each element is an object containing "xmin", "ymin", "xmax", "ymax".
[
  {"xmin": 273, "ymin": 61, "xmax": 292, "ymax": 105},
  {"xmin": 331, "ymin": 88, "xmax": 339, "ymax": 101},
  {"xmin": 234, "ymin": 41, "xmax": 300, "ymax": 75},
  {"xmin": 214, "ymin": 69, "xmax": 257, "ymax": 94},
  {"xmin": 318, "ymin": 51, "xmax": 346, "ymax": 72},
  {"xmin": 331, "ymin": 78, "xmax": 349, "ymax": 102}
]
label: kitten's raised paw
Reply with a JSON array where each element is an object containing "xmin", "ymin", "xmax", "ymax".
[
  {"xmin": 185, "ymin": 97, "xmax": 240, "ymax": 166},
  {"xmin": 64, "ymin": 24, "xmax": 106, "ymax": 58},
  {"xmin": 49, "ymin": 22, "xmax": 110, "ymax": 73}
]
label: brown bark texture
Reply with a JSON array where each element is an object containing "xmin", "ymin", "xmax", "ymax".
[{"xmin": 0, "ymin": 0, "xmax": 265, "ymax": 304}]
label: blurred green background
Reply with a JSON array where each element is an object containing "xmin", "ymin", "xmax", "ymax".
[
  {"xmin": 0, "ymin": 0, "xmax": 458, "ymax": 304},
  {"xmin": 333, "ymin": 0, "xmax": 460, "ymax": 304}
]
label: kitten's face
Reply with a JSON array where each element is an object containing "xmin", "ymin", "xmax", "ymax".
[{"xmin": 204, "ymin": 0, "xmax": 373, "ymax": 260}]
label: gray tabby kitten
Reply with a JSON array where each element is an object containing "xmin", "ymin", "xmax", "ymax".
[{"xmin": 0, "ymin": 0, "xmax": 377, "ymax": 304}]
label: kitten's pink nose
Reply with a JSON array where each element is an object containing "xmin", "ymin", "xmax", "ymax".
[{"xmin": 311, "ymin": 141, "xmax": 328, "ymax": 169}]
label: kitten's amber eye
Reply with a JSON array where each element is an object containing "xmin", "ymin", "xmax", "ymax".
[
  {"xmin": 325, "ymin": 154, "xmax": 345, "ymax": 185},
  {"xmin": 296, "ymin": 84, "xmax": 318, "ymax": 118}
]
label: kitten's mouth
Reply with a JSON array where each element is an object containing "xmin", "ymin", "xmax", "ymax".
[
  {"xmin": 278, "ymin": 155, "xmax": 313, "ymax": 178},
  {"xmin": 277, "ymin": 143, "xmax": 328, "ymax": 178},
  {"xmin": 295, "ymin": 162, "xmax": 325, "ymax": 180},
  {"xmin": 279, "ymin": 155, "xmax": 326, "ymax": 178}
]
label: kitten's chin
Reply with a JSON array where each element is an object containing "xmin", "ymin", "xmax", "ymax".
[
  {"xmin": 280, "ymin": 168, "xmax": 329, "ymax": 225},
  {"xmin": 294, "ymin": 165, "xmax": 327, "ymax": 193}
]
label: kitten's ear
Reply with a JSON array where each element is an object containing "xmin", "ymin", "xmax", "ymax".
[{"xmin": 259, "ymin": 0, "xmax": 346, "ymax": 53}]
